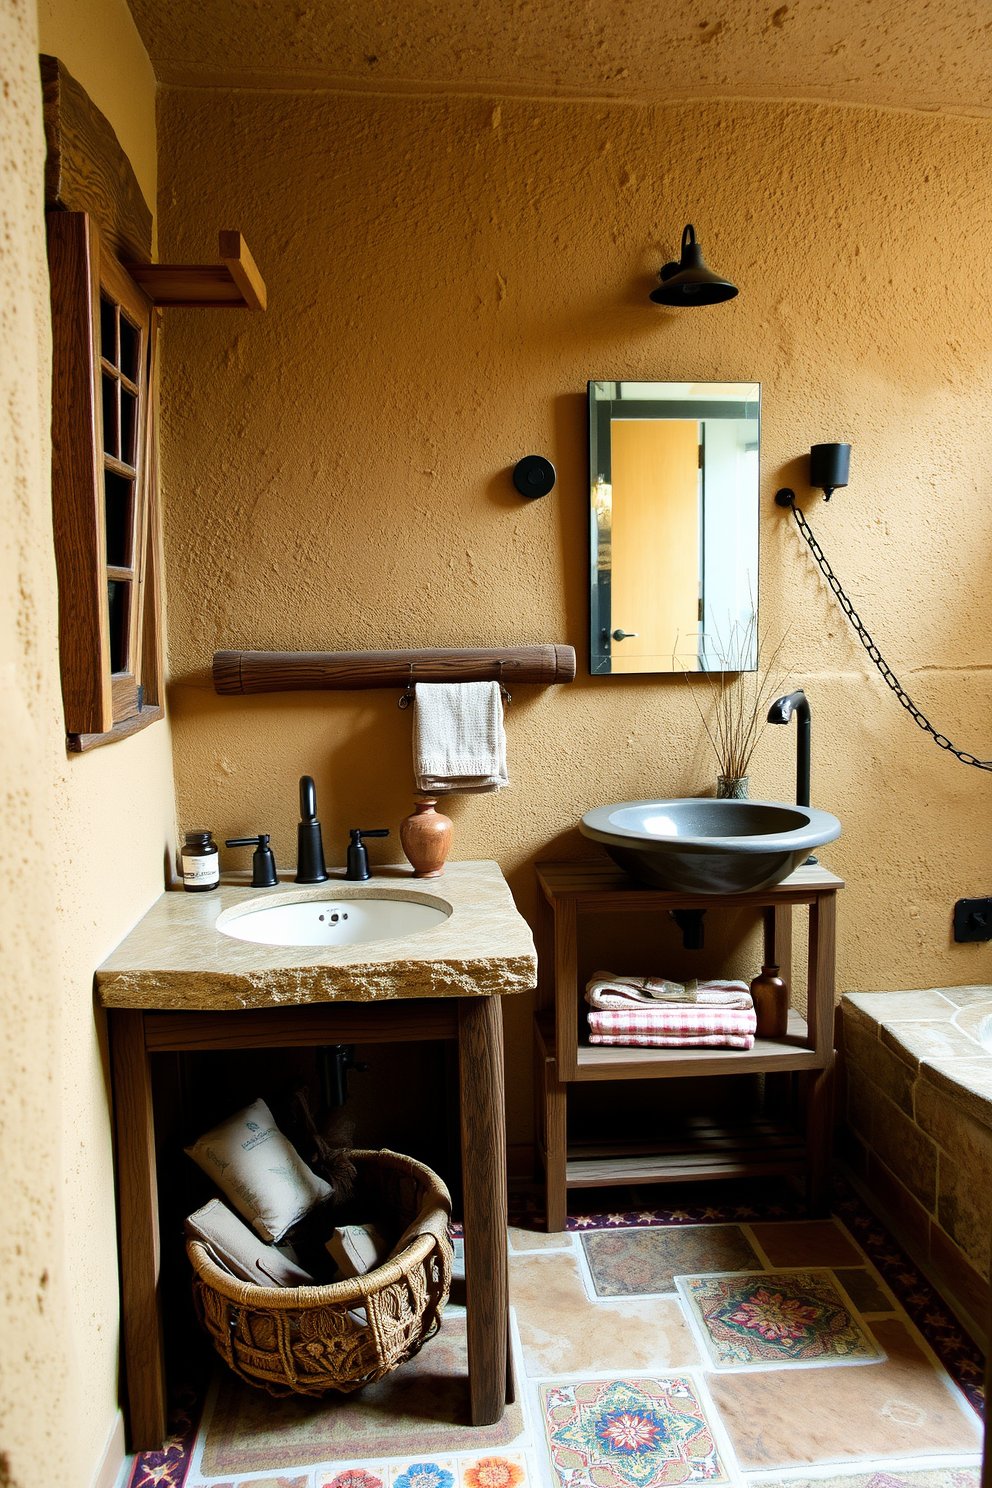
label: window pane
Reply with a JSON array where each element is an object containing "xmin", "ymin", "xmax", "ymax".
[
  {"xmin": 102, "ymin": 373, "xmax": 118, "ymax": 458},
  {"xmin": 104, "ymin": 472, "xmax": 133, "ymax": 567},
  {"xmin": 107, "ymin": 579, "xmax": 129, "ymax": 674},
  {"xmin": 120, "ymin": 388, "xmax": 137, "ymax": 466},
  {"xmin": 118, "ymin": 314, "xmax": 139, "ymax": 382},
  {"xmin": 100, "ymin": 297, "xmax": 117, "ymax": 364}
]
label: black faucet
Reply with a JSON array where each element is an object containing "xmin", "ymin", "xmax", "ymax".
[
  {"xmin": 346, "ymin": 828, "xmax": 390, "ymax": 881},
  {"xmin": 767, "ymin": 689, "xmax": 811, "ymax": 808},
  {"xmin": 296, "ymin": 775, "xmax": 329, "ymax": 883},
  {"xmin": 225, "ymin": 833, "xmax": 279, "ymax": 887}
]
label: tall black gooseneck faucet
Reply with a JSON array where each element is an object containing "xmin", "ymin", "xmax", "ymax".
[
  {"xmin": 767, "ymin": 690, "xmax": 811, "ymax": 808},
  {"xmin": 296, "ymin": 775, "xmax": 329, "ymax": 883}
]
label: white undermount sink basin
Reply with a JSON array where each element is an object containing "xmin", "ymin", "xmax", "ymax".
[{"xmin": 216, "ymin": 893, "xmax": 451, "ymax": 948}]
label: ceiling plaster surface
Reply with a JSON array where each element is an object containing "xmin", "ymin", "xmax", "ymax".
[{"xmin": 127, "ymin": 0, "xmax": 991, "ymax": 116}]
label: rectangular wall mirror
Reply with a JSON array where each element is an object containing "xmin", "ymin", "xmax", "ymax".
[{"xmin": 589, "ymin": 381, "xmax": 760, "ymax": 674}]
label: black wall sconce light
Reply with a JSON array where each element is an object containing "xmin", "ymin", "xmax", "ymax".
[
  {"xmin": 650, "ymin": 224, "xmax": 738, "ymax": 306},
  {"xmin": 775, "ymin": 442, "xmax": 851, "ymax": 507}
]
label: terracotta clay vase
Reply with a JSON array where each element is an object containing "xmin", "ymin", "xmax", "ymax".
[
  {"xmin": 399, "ymin": 796, "xmax": 453, "ymax": 878},
  {"xmin": 750, "ymin": 963, "xmax": 789, "ymax": 1038}
]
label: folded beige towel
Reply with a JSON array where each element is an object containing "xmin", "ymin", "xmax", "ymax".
[
  {"xmin": 413, "ymin": 681, "xmax": 508, "ymax": 794},
  {"xmin": 585, "ymin": 970, "xmax": 753, "ymax": 1011}
]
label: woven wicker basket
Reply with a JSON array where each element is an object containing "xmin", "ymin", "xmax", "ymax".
[{"xmin": 187, "ymin": 1148, "xmax": 453, "ymax": 1397}]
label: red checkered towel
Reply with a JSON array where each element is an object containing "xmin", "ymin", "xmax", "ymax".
[{"xmin": 587, "ymin": 1005, "xmax": 756, "ymax": 1049}]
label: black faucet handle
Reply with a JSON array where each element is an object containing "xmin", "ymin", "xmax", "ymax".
[
  {"xmin": 355, "ymin": 829, "xmax": 389, "ymax": 839},
  {"xmin": 225, "ymin": 834, "xmax": 279, "ymax": 888}
]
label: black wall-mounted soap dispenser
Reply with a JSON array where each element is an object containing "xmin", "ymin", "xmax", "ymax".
[{"xmin": 296, "ymin": 775, "xmax": 329, "ymax": 883}]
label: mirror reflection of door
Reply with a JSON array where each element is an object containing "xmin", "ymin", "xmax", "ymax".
[{"xmin": 609, "ymin": 418, "xmax": 700, "ymax": 673}]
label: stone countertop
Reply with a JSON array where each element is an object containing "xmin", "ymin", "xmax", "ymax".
[{"xmin": 96, "ymin": 860, "xmax": 537, "ymax": 1011}]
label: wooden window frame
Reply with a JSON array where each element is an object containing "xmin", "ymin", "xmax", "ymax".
[{"xmin": 47, "ymin": 211, "xmax": 164, "ymax": 752}]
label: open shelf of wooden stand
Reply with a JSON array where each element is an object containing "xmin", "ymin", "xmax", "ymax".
[{"xmin": 533, "ymin": 861, "xmax": 844, "ymax": 1231}]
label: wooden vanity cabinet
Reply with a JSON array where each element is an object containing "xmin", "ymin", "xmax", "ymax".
[{"xmin": 533, "ymin": 861, "xmax": 844, "ymax": 1230}]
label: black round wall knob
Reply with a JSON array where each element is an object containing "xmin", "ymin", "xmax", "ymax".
[{"xmin": 513, "ymin": 455, "xmax": 556, "ymax": 498}]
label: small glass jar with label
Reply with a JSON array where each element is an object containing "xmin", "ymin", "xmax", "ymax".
[{"xmin": 181, "ymin": 830, "xmax": 220, "ymax": 892}]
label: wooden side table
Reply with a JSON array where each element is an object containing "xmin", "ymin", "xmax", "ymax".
[{"xmin": 534, "ymin": 861, "xmax": 844, "ymax": 1231}]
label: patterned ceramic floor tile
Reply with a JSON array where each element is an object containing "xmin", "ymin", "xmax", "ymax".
[
  {"xmin": 748, "ymin": 1221, "xmax": 864, "ymax": 1268},
  {"xmin": 456, "ymin": 1453, "xmax": 528, "ymax": 1488},
  {"xmin": 540, "ymin": 1377, "xmax": 730, "ymax": 1488},
  {"xmin": 389, "ymin": 1461, "xmax": 459, "ymax": 1488},
  {"xmin": 318, "ymin": 1467, "xmax": 389, "ymax": 1488},
  {"xmin": 510, "ymin": 1250, "xmax": 699, "ymax": 1376},
  {"xmin": 581, "ymin": 1225, "xmax": 762, "ymax": 1297},
  {"xmin": 705, "ymin": 1318, "xmax": 981, "ymax": 1467},
  {"xmin": 677, "ymin": 1270, "xmax": 883, "ymax": 1370},
  {"xmin": 831, "ymin": 1267, "xmax": 895, "ymax": 1314}
]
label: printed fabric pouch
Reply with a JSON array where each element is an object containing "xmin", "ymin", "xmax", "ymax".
[
  {"xmin": 185, "ymin": 1097, "xmax": 333, "ymax": 1243},
  {"xmin": 186, "ymin": 1198, "xmax": 316, "ymax": 1287}
]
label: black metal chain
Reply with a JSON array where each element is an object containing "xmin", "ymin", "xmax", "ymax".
[{"xmin": 781, "ymin": 494, "xmax": 992, "ymax": 771}]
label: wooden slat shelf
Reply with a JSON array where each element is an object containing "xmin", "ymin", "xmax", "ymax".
[
  {"xmin": 537, "ymin": 860, "xmax": 845, "ymax": 906},
  {"xmin": 538, "ymin": 1114, "xmax": 809, "ymax": 1189},
  {"xmin": 573, "ymin": 1010, "xmax": 827, "ymax": 1081}
]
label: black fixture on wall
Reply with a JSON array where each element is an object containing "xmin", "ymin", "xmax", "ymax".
[
  {"xmin": 513, "ymin": 455, "xmax": 556, "ymax": 498},
  {"xmin": 649, "ymin": 224, "xmax": 738, "ymax": 306},
  {"xmin": 775, "ymin": 443, "xmax": 851, "ymax": 507}
]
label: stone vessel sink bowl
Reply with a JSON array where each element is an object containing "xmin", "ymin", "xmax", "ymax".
[
  {"xmin": 580, "ymin": 798, "xmax": 842, "ymax": 894},
  {"xmin": 217, "ymin": 892, "xmax": 451, "ymax": 948}
]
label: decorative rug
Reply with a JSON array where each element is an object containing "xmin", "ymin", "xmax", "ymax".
[
  {"xmin": 581, "ymin": 1224, "xmax": 762, "ymax": 1297},
  {"xmin": 540, "ymin": 1377, "xmax": 730, "ymax": 1488},
  {"xmin": 677, "ymin": 1269, "xmax": 884, "ymax": 1370},
  {"xmin": 198, "ymin": 1315, "xmax": 525, "ymax": 1478}
]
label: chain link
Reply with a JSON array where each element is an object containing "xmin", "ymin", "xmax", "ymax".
[{"xmin": 785, "ymin": 498, "xmax": 992, "ymax": 771}]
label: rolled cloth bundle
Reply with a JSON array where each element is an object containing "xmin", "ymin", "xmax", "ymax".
[{"xmin": 585, "ymin": 971, "xmax": 753, "ymax": 1011}]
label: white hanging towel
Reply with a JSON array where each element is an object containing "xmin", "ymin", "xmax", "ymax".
[{"xmin": 413, "ymin": 681, "xmax": 508, "ymax": 794}]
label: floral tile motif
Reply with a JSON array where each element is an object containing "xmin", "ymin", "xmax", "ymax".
[
  {"xmin": 458, "ymin": 1454, "xmax": 527, "ymax": 1488},
  {"xmin": 581, "ymin": 1225, "xmax": 761, "ymax": 1297},
  {"xmin": 540, "ymin": 1377, "xmax": 729, "ymax": 1488},
  {"xmin": 319, "ymin": 1469, "xmax": 388, "ymax": 1488},
  {"xmin": 677, "ymin": 1270, "xmax": 883, "ymax": 1369},
  {"xmin": 390, "ymin": 1461, "xmax": 458, "ymax": 1488}
]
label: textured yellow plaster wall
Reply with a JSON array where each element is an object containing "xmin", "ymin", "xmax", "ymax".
[
  {"xmin": 158, "ymin": 88, "xmax": 992, "ymax": 1149},
  {"xmin": 0, "ymin": 4, "xmax": 174, "ymax": 1485}
]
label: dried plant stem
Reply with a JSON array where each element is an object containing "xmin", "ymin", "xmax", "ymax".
[{"xmin": 677, "ymin": 615, "xmax": 790, "ymax": 781}]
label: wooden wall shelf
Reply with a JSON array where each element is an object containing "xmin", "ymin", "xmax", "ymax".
[
  {"xmin": 213, "ymin": 644, "xmax": 577, "ymax": 695},
  {"xmin": 125, "ymin": 231, "xmax": 266, "ymax": 310}
]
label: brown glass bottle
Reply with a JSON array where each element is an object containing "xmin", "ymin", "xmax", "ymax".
[
  {"xmin": 750, "ymin": 963, "xmax": 788, "ymax": 1037},
  {"xmin": 181, "ymin": 830, "xmax": 220, "ymax": 892}
]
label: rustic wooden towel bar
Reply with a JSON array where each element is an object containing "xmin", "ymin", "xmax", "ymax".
[{"xmin": 213, "ymin": 644, "xmax": 577, "ymax": 695}]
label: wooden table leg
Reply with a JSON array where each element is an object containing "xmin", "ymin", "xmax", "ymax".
[
  {"xmin": 542, "ymin": 1038, "xmax": 568, "ymax": 1233},
  {"xmin": 109, "ymin": 1010, "xmax": 167, "ymax": 1450},
  {"xmin": 807, "ymin": 1056, "xmax": 835, "ymax": 1215},
  {"xmin": 763, "ymin": 904, "xmax": 795, "ymax": 1116},
  {"xmin": 458, "ymin": 996, "xmax": 508, "ymax": 1426},
  {"xmin": 806, "ymin": 893, "xmax": 837, "ymax": 1214}
]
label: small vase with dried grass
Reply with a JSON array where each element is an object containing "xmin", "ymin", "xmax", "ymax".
[{"xmin": 677, "ymin": 617, "xmax": 790, "ymax": 799}]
